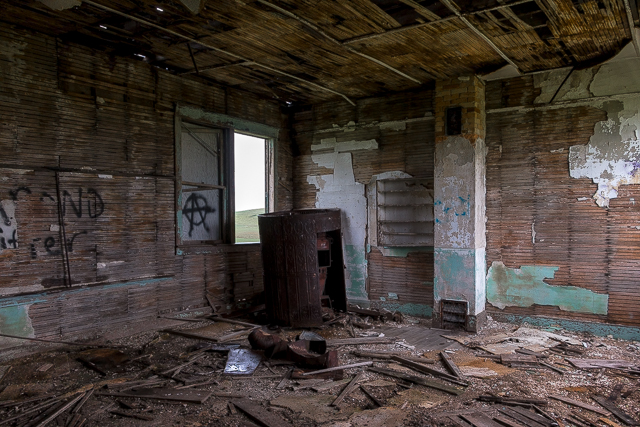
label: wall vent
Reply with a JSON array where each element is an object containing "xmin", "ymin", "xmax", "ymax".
[{"xmin": 440, "ymin": 299, "xmax": 468, "ymax": 329}]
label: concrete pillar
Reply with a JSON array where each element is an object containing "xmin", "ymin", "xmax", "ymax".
[{"xmin": 433, "ymin": 76, "xmax": 487, "ymax": 331}]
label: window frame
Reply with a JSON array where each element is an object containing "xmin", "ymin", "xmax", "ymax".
[{"xmin": 174, "ymin": 104, "xmax": 279, "ymax": 251}]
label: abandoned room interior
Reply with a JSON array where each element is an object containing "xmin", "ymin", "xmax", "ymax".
[{"xmin": 1, "ymin": 0, "xmax": 640, "ymax": 425}]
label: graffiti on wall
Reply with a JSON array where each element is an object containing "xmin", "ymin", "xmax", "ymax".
[{"xmin": 0, "ymin": 185, "xmax": 104, "ymax": 257}]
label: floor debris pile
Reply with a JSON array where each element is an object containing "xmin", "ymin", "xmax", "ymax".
[{"xmin": 0, "ymin": 310, "xmax": 638, "ymax": 426}]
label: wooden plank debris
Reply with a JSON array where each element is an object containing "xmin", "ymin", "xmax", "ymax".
[
  {"xmin": 33, "ymin": 392, "xmax": 86, "ymax": 427},
  {"xmin": 232, "ymin": 398, "xmax": 291, "ymax": 427},
  {"xmin": 96, "ymin": 388, "xmax": 213, "ymax": 404},
  {"xmin": 360, "ymin": 385, "xmax": 384, "ymax": 407},
  {"xmin": 326, "ymin": 337, "xmax": 393, "ymax": 346},
  {"xmin": 331, "ymin": 371, "xmax": 365, "ymax": 406},
  {"xmin": 440, "ymin": 352, "xmax": 464, "ymax": 377},
  {"xmin": 498, "ymin": 407, "xmax": 547, "ymax": 427},
  {"xmin": 566, "ymin": 359, "xmax": 635, "ymax": 370},
  {"xmin": 160, "ymin": 329, "xmax": 219, "ymax": 342},
  {"xmin": 591, "ymin": 395, "xmax": 640, "ymax": 426},
  {"xmin": 460, "ymin": 412, "xmax": 504, "ymax": 427},
  {"xmin": 478, "ymin": 396, "xmax": 547, "ymax": 406},
  {"xmin": 391, "ymin": 356, "xmax": 468, "ymax": 386},
  {"xmin": 494, "ymin": 415, "xmax": 530, "ymax": 427},
  {"xmin": 207, "ymin": 317, "xmax": 261, "ymax": 328},
  {"xmin": 508, "ymin": 406, "xmax": 555, "ymax": 427},
  {"xmin": 352, "ymin": 350, "xmax": 435, "ymax": 363},
  {"xmin": 369, "ymin": 367, "xmax": 465, "ymax": 395},
  {"xmin": 300, "ymin": 361, "xmax": 372, "ymax": 376},
  {"xmin": 548, "ymin": 394, "xmax": 610, "ymax": 416},
  {"xmin": 500, "ymin": 354, "xmax": 539, "ymax": 366}
]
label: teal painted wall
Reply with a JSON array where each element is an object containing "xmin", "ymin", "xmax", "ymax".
[{"xmin": 487, "ymin": 262, "xmax": 608, "ymax": 315}]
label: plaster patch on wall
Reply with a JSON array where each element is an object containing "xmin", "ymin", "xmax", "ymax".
[
  {"xmin": 569, "ymin": 98, "xmax": 640, "ymax": 207},
  {"xmin": 0, "ymin": 305, "xmax": 35, "ymax": 348},
  {"xmin": 487, "ymin": 261, "xmax": 608, "ymax": 315},
  {"xmin": 0, "ymin": 200, "xmax": 18, "ymax": 251},
  {"xmin": 307, "ymin": 153, "xmax": 368, "ymax": 303},
  {"xmin": 434, "ymin": 137, "xmax": 475, "ymax": 248},
  {"xmin": 319, "ymin": 115, "xmax": 434, "ymax": 134},
  {"xmin": 311, "ymin": 138, "xmax": 378, "ymax": 152}
]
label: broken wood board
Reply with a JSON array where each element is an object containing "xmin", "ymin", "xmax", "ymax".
[
  {"xmin": 444, "ymin": 328, "xmax": 580, "ymax": 354},
  {"xmin": 591, "ymin": 396, "xmax": 640, "ymax": 426},
  {"xmin": 326, "ymin": 337, "xmax": 394, "ymax": 346},
  {"xmin": 311, "ymin": 378, "xmax": 352, "ymax": 392},
  {"xmin": 368, "ymin": 367, "xmax": 465, "ymax": 395},
  {"xmin": 460, "ymin": 412, "xmax": 504, "ymax": 427},
  {"xmin": 548, "ymin": 394, "xmax": 610, "ymax": 416},
  {"xmin": 566, "ymin": 359, "xmax": 638, "ymax": 370},
  {"xmin": 459, "ymin": 367, "xmax": 498, "ymax": 378},
  {"xmin": 232, "ymin": 398, "xmax": 291, "ymax": 427},
  {"xmin": 440, "ymin": 351, "xmax": 464, "ymax": 377},
  {"xmin": 332, "ymin": 371, "xmax": 365, "ymax": 406},
  {"xmin": 96, "ymin": 388, "xmax": 213, "ymax": 404},
  {"xmin": 498, "ymin": 407, "xmax": 547, "ymax": 427},
  {"xmin": 352, "ymin": 350, "xmax": 435, "ymax": 363},
  {"xmin": 390, "ymin": 356, "xmax": 468, "ymax": 386}
]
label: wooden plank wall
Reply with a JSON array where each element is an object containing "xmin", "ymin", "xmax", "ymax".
[
  {"xmin": 0, "ymin": 23, "xmax": 292, "ymax": 342},
  {"xmin": 291, "ymin": 89, "xmax": 435, "ymax": 313},
  {"xmin": 485, "ymin": 76, "xmax": 640, "ymax": 327}
]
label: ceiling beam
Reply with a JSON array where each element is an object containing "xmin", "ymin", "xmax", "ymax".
[
  {"xmin": 80, "ymin": 0, "xmax": 356, "ymax": 105},
  {"xmin": 342, "ymin": 0, "xmax": 534, "ymax": 45},
  {"xmin": 622, "ymin": 0, "xmax": 640, "ymax": 56},
  {"xmin": 179, "ymin": 60, "xmax": 256, "ymax": 75},
  {"xmin": 255, "ymin": 0, "xmax": 421, "ymax": 84},
  {"xmin": 438, "ymin": 0, "xmax": 520, "ymax": 70}
]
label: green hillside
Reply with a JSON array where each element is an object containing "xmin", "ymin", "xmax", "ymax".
[{"xmin": 235, "ymin": 208, "xmax": 264, "ymax": 243}]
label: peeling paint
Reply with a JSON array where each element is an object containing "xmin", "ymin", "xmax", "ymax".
[
  {"xmin": 311, "ymin": 138, "xmax": 378, "ymax": 152},
  {"xmin": 307, "ymin": 152, "xmax": 368, "ymax": 304},
  {"xmin": 569, "ymin": 98, "xmax": 640, "ymax": 207},
  {"xmin": 0, "ymin": 305, "xmax": 35, "ymax": 348},
  {"xmin": 487, "ymin": 261, "xmax": 608, "ymax": 315},
  {"xmin": 378, "ymin": 246, "xmax": 433, "ymax": 257},
  {"xmin": 0, "ymin": 200, "xmax": 18, "ymax": 251},
  {"xmin": 318, "ymin": 115, "xmax": 434, "ymax": 134}
]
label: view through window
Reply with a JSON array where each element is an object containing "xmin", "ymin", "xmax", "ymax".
[{"xmin": 234, "ymin": 133, "xmax": 266, "ymax": 243}]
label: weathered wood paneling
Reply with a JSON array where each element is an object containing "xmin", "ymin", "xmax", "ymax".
[
  {"xmin": 486, "ymin": 97, "xmax": 640, "ymax": 326},
  {"xmin": 0, "ymin": 23, "xmax": 288, "ymax": 343}
]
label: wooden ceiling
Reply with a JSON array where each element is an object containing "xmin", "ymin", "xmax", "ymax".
[{"xmin": 2, "ymin": 0, "xmax": 638, "ymax": 105}]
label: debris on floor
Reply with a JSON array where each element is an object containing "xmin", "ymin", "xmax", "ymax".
[{"xmin": 0, "ymin": 310, "xmax": 638, "ymax": 426}]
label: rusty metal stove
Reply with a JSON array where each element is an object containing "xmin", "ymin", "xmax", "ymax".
[{"xmin": 258, "ymin": 209, "xmax": 347, "ymax": 327}]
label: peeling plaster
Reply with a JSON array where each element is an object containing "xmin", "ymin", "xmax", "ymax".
[
  {"xmin": 311, "ymin": 138, "xmax": 378, "ymax": 152},
  {"xmin": 0, "ymin": 305, "xmax": 35, "ymax": 348},
  {"xmin": 374, "ymin": 302, "xmax": 433, "ymax": 317},
  {"xmin": 569, "ymin": 98, "xmax": 640, "ymax": 207},
  {"xmin": 317, "ymin": 115, "xmax": 434, "ymax": 134},
  {"xmin": 487, "ymin": 262, "xmax": 608, "ymax": 315},
  {"xmin": 307, "ymin": 153, "xmax": 368, "ymax": 303},
  {"xmin": 0, "ymin": 200, "xmax": 18, "ymax": 251},
  {"xmin": 434, "ymin": 137, "xmax": 476, "ymax": 248}
]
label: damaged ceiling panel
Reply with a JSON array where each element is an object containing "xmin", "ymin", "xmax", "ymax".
[{"xmin": 1, "ymin": 0, "xmax": 635, "ymax": 104}]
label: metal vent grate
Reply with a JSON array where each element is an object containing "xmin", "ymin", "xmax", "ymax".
[{"xmin": 440, "ymin": 299, "xmax": 468, "ymax": 329}]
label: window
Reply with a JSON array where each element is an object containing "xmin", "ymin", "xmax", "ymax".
[
  {"xmin": 234, "ymin": 133, "xmax": 267, "ymax": 243},
  {"xmin": 175, "ymin": 105, "xmax": 278, "ymax": 249}
]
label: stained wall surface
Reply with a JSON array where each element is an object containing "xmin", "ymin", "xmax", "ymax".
[
  {"xmin": 0, "ymin": 24, "xmax": 292, "ymax": 347},
  {"xmin": 292, "ymin": 90, "xmax": 436, "ymax": 316},
  {"xmin": 485, "ymin": 52, "xmax": 640, "ymax": 327}
]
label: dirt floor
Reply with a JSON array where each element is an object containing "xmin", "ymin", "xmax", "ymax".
[{"xmin": 0, "ymin": 313, "xmax": 638, "ymax": 426}]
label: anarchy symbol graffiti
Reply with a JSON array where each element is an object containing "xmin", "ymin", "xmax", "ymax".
[{"xmin": 183, "ymin": 193, "xmax": 215, "ymax": 237}]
